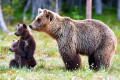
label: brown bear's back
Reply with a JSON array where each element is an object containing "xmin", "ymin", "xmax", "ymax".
[{"xmin": 74, "ymin": 19, "xmax": 117, "ymax": 55}]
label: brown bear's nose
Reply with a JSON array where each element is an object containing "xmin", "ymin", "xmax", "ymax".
[{"xmin": 29, "ymin": 25, "xmax": 32, "ymax": 29}]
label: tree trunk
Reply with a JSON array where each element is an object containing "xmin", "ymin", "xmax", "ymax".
[
  {"xmin": 95, "ymin": 0, "xmax": 102, "ymax": 15},
  {"xmin": 30, "ymin": 0, "xmax": 48, "ymax": 20},
  {"xmin": 86, "ymin": 0, "xmax": 92, "ymax": 19},
  {"xmin": 66, "ymin": 0, "xmax": 74, "ymax": 11},
  {"xmin": 0, "ymin": 4, "xmax": 8, "ymax": 33},
  {"xmin": 30, "ymin": 0, "xmax": 37, "ymax": 20},
  {"xmin": 55, "ymin": 0, "xmax": 59, "ymax": 14},
  {"xmin": 78, "ymin": 0, "xmax": 82, "ymax": 15},
  {"xmin": 23, "ymin": 0, "xmax": 31, "ymax": 22},
  {"xmin": 48, "ymin": 0, "xmax": 53, "ymax": 11},
  {"xmin": 58, "ymin": 0, "xmax": 62, "ymax": 13},
  {"xmin": 107, "ymin": 0, "xmax": 113, "ymax": 7},
  {"xmin": 117, "ymin": 0, "xmax": 120, "ymax": 21},
  {"xmin": 1, "ymin": 0, "xmax": 11, "ymax": 26},
  {"xmin": 30, "ymin": 0, "xmax": 57, "ymax": 20}
]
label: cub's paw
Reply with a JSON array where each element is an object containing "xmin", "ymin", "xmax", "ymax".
[
  {"xmin": 21, "ymin": 53, "xmax": 25, "ymax": 58},
  {"xmin": 28, "ymin": 54, "xmax": 33, "ymax": 58}
]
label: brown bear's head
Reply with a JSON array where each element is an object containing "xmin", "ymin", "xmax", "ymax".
[
  {"xmin": 14, "ymin": 24, "xmax": 27, "ymax": 36},
  {"xmin": 29, "ymin": 8, "xmax": 54, "ymax": 32},
  {"xmin": 9, "ymin": 40, "xmax": 19, "ymax": 52}
]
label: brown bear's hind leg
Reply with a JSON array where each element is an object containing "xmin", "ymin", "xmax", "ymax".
[
  {"xmin": 89, "ymin": 50, "xmax": 112, "ymax": 71},
  {"xmin": 88, "ymin": 53, "xmax": 101, "ymax": 71}
]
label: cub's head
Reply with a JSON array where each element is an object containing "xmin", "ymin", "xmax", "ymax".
[
  {"xmin": 14, "ymin": 24, "xmax": 27, "ymax": 36},
  {"xmin": 29, "ymin": 8, "xmax": 54, "ymax": 31},
  {"xmin": 9, "ymin": 40, "xmax": 19, "ymax": 52}
]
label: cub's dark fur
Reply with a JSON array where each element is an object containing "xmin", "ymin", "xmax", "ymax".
[{"xmin": 13, "ymin": 23, "xmax": 36, "ymax": 68}]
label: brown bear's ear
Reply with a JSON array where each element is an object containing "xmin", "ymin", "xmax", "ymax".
[
  {"xmin": 23, "ymin": 24, "xmax": 27, "ymax": 29},
  {"xmin": 46, "ymin": 11, "xmax": 53, "ymax": 22},
  {"xmin": 43, "ymin": 9, "xmax": 48, "ymax": 14},
  {"xmin": 38, "ymin": 8, "xmax": 43, "ymax": 14}
]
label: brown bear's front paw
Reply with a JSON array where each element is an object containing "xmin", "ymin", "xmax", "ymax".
[{"xmin": 65, "ymin": 62, "xmax": 79, "ymax": 70}]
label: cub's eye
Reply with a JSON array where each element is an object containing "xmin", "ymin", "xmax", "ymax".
[
  {"xmin": 37, "ymin": 18, "xmax": 41, "ymax": 22},
  {"xmin": 18, "ymin": 29, "xmax": 21, "ymax": 31},
  {"xmin": 13, "ymin": 45, "xmax": 15, "ymax": 47}
]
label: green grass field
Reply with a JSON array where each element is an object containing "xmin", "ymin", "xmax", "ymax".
[{"xmin": 0, "ymin": 9, "xmax": 120, "ymax": 79}]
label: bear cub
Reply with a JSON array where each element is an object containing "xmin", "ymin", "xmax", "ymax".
[
  {"xmin": 9, "ymin": 40, "xmax": 20, "ymax": 68},
  {"xmin": 9, "ymin": 39, "xmax": 36, "ymax": 68},
  {"xmin": 11, "ymin": 23, "xmax": 36, "ymax": 68}
]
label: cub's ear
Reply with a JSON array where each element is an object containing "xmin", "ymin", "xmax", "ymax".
[
  {"xmin": 17, "ymin": 24, "xmax": 20, "ymax": 26},
  {"xmin": 38, "ymin": 8, "xmax": 43, "ymax": 14},
  {"xmin": 13, "ymin": 39, "xmax": 16, "ymax": 42},
  {"xmin": 46, "ymin": 11, "xmax": 53, "ymax": 22},
  {"xmin": 16, "ymin": 24, "xmax": 20, "ymax": 29},
  {"xmin": 17, "ymin": 40, "xmax": 19, "ymax": 43},
  {"xmin": 23, "ymin": 24, "xmax": 27, "ymax": 28}
]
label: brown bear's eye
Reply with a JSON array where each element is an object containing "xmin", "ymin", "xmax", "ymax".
[{"xmin": 37, "ymin": 18, "xmax": 41, "ymax": 22}]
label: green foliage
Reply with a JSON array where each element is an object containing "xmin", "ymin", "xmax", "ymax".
[
  {"xmin": 62, "ymin": 7, "xmax": 120, "ymax": 29},
  {"xmin": 2, "ymin": 4, "xmax": 13, "ymax": 25},
  {"xmin": 71, "ymin": 6, "xmax": 84, "ymax": 20},
  {"xmin": 92, "ymin": 8, "xmax": 120, "ymax": 28},
  {"xmin": 2, "ymin": 5, "xmax": 13, "ymax": 16},
  {"xmin": 2, "ymin": 0, "xmax": 24, "ymax": 24},
  {"xmin": 62, "ymin": 6, "xmax": 85, "ymax": 20},
  {"xmin": 11, "ymin": 0, "xmax": 24, "ymax": 23},
  {"xmin": 11, "ymin": 0, "xmax": 23, "ymax": 6},
  {"xmin": 12, "ymin": 7, "xmax": 23, "ymax": 22}
]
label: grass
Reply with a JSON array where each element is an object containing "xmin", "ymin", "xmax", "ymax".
[
  {"xmin": 0, "ymin": 8, "xmax": 120, "ymax": 80},
  {"xmin": 0, "ymin": 27, "xmax": 120, "ymax": 80}
]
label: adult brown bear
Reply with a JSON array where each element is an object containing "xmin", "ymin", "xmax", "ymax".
[{"xmin": 29, "ymin": 8, "xmax": 117, "ymax": 71}]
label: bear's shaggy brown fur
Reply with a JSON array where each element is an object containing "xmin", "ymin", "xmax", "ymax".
[
  {"xmin": 9, "ymin": 40, "xmax": 36, "ymax": 68},
  {"xmin": 29, "ymin": 9, "xmax": 117, "ymax": 70},
  {"xmin": 14, "ymin": 23, "xmax": 36, "ymax": 68}
]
